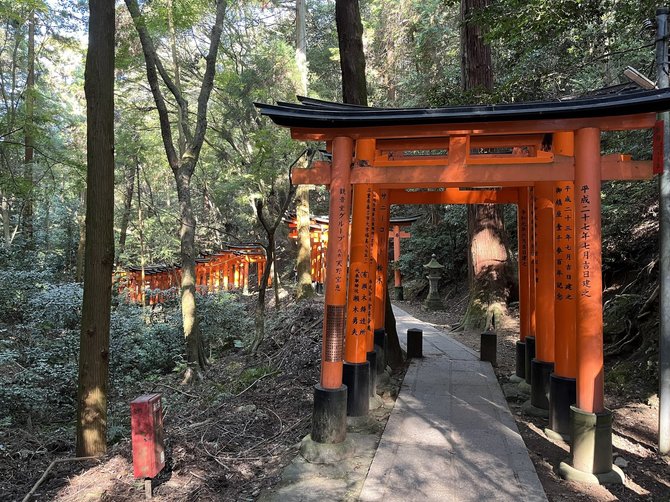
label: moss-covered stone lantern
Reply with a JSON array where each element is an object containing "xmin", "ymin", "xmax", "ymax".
[{"xmin": 423, "ymin": 254, "xmax": 444, "ymax": 310}]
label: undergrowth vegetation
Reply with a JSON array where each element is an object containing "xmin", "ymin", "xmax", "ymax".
[{"xmin": 0, "ymin": 273, "xmax": 255, "ymax": 437}]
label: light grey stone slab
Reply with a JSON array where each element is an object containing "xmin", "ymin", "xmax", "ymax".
[{"xmin": 359, "ymin": 306, "xmax": 547, "ymax": 502}]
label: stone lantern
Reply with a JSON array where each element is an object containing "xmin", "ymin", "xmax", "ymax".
[{"xmin": 423, "ymin": 254, "xmax": 445, "ymax": 310}]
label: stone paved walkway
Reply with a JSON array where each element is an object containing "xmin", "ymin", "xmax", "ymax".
[{"xmin": 359, "ymin": 305, "xmax": 547, "ymax": 502}]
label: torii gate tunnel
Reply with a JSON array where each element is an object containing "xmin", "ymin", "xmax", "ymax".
[
  {"xmin": 257, "ymin": 88, "xmax": 670, "ymax": 482},
  {"xmin": 286, "ymin": 213, "xmax": 418, "ymax": 298}
]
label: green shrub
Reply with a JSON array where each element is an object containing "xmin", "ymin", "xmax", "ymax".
[
  {"xmin": 198, "ymin": 292, "xmax": 254, "ymax": 354},
  {"xmin": 0, "ymin": 270, "xmax": 54, "ymax": 323},
  {"xmin": 27, "ymin": 282, "xmax": 83, "ymax": 330}
]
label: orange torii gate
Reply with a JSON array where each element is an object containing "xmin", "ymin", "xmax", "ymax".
[
  {"xmin": 286, "ymin": 214, "xmax": 329, "ymax": 290},
  {"xmin": 287, "ymin": 213, "xmax": 418, "ymax": 297},
  {"xmin": 257, "ymin": 87, "xmax": 670, "ymax": 483},
  {"xmin": 387, "ymin": 215, "xmax": 418, "ymax": 300},
  {"xmin": 119, "ymin": 243, "xmax": 268, "ymax": 303}
]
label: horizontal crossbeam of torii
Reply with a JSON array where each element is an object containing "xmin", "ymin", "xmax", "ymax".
[{"xmin": 256, "ymin": 86, "xmax": 670, "ymax": 482}]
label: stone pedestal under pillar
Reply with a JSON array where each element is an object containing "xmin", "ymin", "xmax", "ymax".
[{"xmin": 558, "ymin": 406, "xmax": 624, "ymax": 485}]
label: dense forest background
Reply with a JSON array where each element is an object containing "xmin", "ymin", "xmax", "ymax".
[{"xmin": 0, "ymin": 0, "xmax": 664, "ymax": 497}]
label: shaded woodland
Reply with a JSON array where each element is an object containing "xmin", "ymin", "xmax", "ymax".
[{"xmin": 0, "ymin": 0, "xmax": 667, "ymax": 500}]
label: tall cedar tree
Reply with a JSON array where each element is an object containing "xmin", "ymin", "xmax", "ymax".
[
  {"xmin": 76, "ymin": 0, "xmax": 115, "ymax": 456},
  {"xmin": 460, "ymin": 0, "xmax": 515, "ymax": 330},
  {"xmin": 295, "ymin": 0, "xmax": 314, "ymax": 300},
  {"xmin": 125, "ymin": 0, "xmax": 226, "ymax": 380},
  {"xmin": 335, "ymin": 0, "xmax": 403, "ymax": 368}
]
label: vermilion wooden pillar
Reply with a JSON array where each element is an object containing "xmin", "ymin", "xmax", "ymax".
[
  {"xmin": 525, "ymin": 186, "xmax": 537, "ymax": 385},
  {"xmin": 547, "ymin": 179, "xmax": 578, "ymax": 440},
  {"xmin": 531, "ymin": 181, "xmax": 555, "ymax": 411},
  {"xmin": 233, "ymin": 263, "xmax": 240, "ymax": 289},
  {"xmin": 343, "ymin": 179, "xmax": 373, "ymax": 415},
  {"xmin": 547, "ymin": 132, "xmax": 578, "ymax": 439},
  {"xmin": 311, "ymin": 136, "xmax": 353, "ymax": 444},
  {"xmin": 373, "ymin": 190, "xmax": 390, "ymax": 330},
  {"xmin": 515, "ymin": 186, "xmax": 531, "ymax": 380},
  {"xmin": 391, "ymin": 225, "xmax": 410, "ymax": 300},
  {"xmin": 373, "ymin": 189, "xmax": 390, "ymax": 373},
  {"xmin": 560, "ymin": 128, "xmax": 621, "ymax": 483}
]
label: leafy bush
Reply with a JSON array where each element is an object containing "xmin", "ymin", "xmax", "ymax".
[
  {"xmin": 398, "ymin": 207, "xmax": 469, "ymax": 287},
  {"xmin": 27, "ymin": 282, "xmax": 83, "ymax": 330},
  {"xmin": 0, "ymin": 270, "xmax": 54, "ymax": 323},
  {"xmin": 110, "ymin": 303, "xmax": 183, "ymax": 384},
  {"xmin": 0, "ymin": 329, "xmax": 79, "ymax": 425},
  {"xmin": 198, "ymin": 292, "xmax": 254, "ymax": 354}
]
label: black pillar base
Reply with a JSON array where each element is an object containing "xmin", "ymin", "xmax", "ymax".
[
  {"xmin": 395, "ymin": 286, "xmax": 404, "ymax": 301},
  {"xmin": 548, "ymin": 374, "xmax": 576, "ymax": 439},
  {"xmin": 524, "ymin": 336, "xmax": 536, "ymax": 384},
  {"xmin": 530, "ymin": 359, "xmax": 554, "ymax": 410},
  {"xmin": 407, "ymin": 328, "xmax": 423, "ymax": 358},
  {"xmin": 480, "ymin": 332, "xmax": 497, "ymax": 366},
  {"xmin": 343, "ymin": 362, "xmax": 370, "ymax": 417},
  {"xmin": 311, "ymin": 384, "xmax": 347, "ymax": 444},
  {"xmin": 515, "ymin": 340, "xmax": 526, "ymax": 379},
  {"xmin": 374, "ymin": 328, "xmax": 387, "ymax": 374},
  {"xmin": 366, "ymin": 351, "xmax": 377, "ymax": 396}
]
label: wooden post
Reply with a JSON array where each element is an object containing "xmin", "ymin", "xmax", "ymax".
[
  {"xmin": 559, "ymin": 127, "xmax": 622, "ymax": 482},
  {"xmin": 311, "ymin": 136, "xmax": 353, "ymax": 444},
  {"xmin": 574, "ymin": 128, "xmax": 604, "ymax": 415},
  {"xmin": 320, "ymin": 136, "xmax": 353, "ymax": 389},
  {"xmin": 343, "ymin": 182, "xmax": 372, "ymax": 415},
  {"xmin": 531, "ymin": 181, "xmax": 555, "ymax": 410},
  {"xmin": 373, "ymin": 190, "xmax": 390, "ymax": 330},
  {"xmin": 515, "ymin": 187, "xmax": 531, "ymax": 379},
  {"xmin": 344, "ymin": 187, "xmax": 372, "ymax": 365},
  {"xmin": 243, "ymin": 260, "xmax": 249, "ymax": 294}
]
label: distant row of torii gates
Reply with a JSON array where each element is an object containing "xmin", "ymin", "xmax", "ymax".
[
  {"xmin": 117, "ymin": 244, "xmax": 269, "ymax": 304},
  {"xmin": 256, "ymin": 86, "xmax": 670, "ymax": 484},
  {"xmin": 118, "ymin": 213, "xmax": 417, "ymax": 305}
]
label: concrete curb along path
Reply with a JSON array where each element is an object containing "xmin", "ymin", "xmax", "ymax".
[{"xmin": 359, "ymin": 305, "xmax": 547, "ymax": 502}]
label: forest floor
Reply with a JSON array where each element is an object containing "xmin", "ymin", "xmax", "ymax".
[
  {"xmin": 4, "ymin": 297, "xmax": 329, "ymax": 502},
  {"xmin": 397, "ymin": 286, "xmax": 670, "ymax": 502},
  {"xmin": 5, "ymin": 288, "xmax": 670, "ymax": 501}
]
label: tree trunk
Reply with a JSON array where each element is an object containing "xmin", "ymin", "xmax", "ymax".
[
  {"xmin": 252, "ymin": 234, "xmax": 274, "ymax": 353},
  {"xmin": 176, "ymin": 167, "xmax": 206, "ymax": 379},
  {"xmin": 295, "ymin": 186, "xmax": 314, "ymax": 299},
  {"xmin": 117, "ymin": 162, "xmax": 136, "ymax": 262},
  {"xmin": 459, "ymin": 0, "xmax": 514, "ymax": 330},
  {"xmin": 294, "ymin": 0, "xmax": 313, "ymax": 300},
  {"xmin": 44, "ymin": 196, "xmax": 50, "ymax": 252},
  {"xmin": 460, "ymin": 0, "xmax": 493, "ymax": 93},
  {"xmin": 76, "ymin": 0, "xmax": 115, "ymax": 457},
  {"xmin": 23, "ymin": 8, "xmax": 35, "ymax": 249},
  {"xmin": 461, "ymin": 204, "xmax": 514, "ymax": 330},
  {"xmin": 335, "ymin": 0, "xmax": 368, "ymax": 105},
  {"xmin": 76, "ymin": 189, "xmax": 86, "ymax": 282},
  {"xmin": 125, "ymin": 0, "xmax": 226, "ymax": 379}
]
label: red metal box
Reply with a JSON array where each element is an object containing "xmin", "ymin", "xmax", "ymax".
[{"xmin": 130, "ymin": 393, "xmax": 165, "ymax": 479}]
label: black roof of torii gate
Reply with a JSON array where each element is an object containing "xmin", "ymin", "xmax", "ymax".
[{"xmin": 255, "ymin": 88, "xmax": 670, "ymax": 129}]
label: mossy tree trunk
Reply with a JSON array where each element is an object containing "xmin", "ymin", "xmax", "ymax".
[
  {"xmin": 459, "ymin": 0, "xmax": 515, "ymax": 330},
  {"xmin": 461, "ymin": 204, "xmax": 515, "ymax": 330}
]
